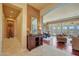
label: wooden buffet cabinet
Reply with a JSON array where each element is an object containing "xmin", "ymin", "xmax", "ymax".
[{"xmin": 27, "ymin": 34, "xmax": 43, "ymax": 51}]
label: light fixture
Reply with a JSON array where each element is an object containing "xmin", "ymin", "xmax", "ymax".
[{"xmin": 39, "ymin": 26, "xmax": 42, "ymax": 30}]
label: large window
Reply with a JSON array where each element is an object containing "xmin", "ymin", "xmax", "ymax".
[
  {"xmin": 47, "ymin": 21, "xmax": 79, "ymax": 36},
  {"xmin": 76, "ymin": 26, "xmax": 79, "ymax": 30},
  {"xmin": 62, "ymin": 26, "xmax": 68, "ymax": 30},
  {"xmin": 69, "ymin": 26, "xmax": 75, "ymax": 30}
]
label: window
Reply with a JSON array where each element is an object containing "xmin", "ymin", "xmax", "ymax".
[
  {"xmin": 76, "ymin": 26, "xmax": 79, "ymax": 30},
  {"xmin": 69, "ymin": 26, "xmax": 74, "ymax": 29},
  {"xmin": 52, "ymin": 27, "xmax": 56, "ymax": 30},
  {"xmin": 57, "ymin": 27, "xmax": 60, "ymax": 29},
  {"xmin": 63, "ymin": 26, "xmax": 68, "ymax": 30}
]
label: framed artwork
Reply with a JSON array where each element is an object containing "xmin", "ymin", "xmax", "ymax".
[{"xmin": 6, "ymin": 20, "xmax": 14, "ymax": 38}]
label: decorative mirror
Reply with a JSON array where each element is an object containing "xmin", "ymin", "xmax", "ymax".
[{"xmin": 31, "ymin": 16, "xmax": 38, "ymax": 34}]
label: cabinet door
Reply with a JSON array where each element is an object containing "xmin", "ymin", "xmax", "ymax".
[
  {"xmin": 27, "ymin": 36, "xmax": 31, "ymax": 50},
  {"xmin": 31, "ymin": 37, "xmax": 35, "ymax": 49},
  {"xmin": 39, "ymin": 37, "xmax": 43, "ymax": 45}
]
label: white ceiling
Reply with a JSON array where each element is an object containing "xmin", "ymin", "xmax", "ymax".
[{"xmin": 43, "ymin": 3, "xmax": 79, "ymax": 23}]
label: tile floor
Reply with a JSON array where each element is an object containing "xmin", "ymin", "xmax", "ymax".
[{"xmin": 44, "ymin": 36, "xmax": 79, "ymax": 56}]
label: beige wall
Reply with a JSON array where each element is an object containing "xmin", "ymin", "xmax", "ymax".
[
  {"xmin": 27, "ymin": 4, "xmax": 41, "ymax": 33},
  {"xmin": 16, "ymin": 10, "xmax": 22, "ymax": 43},
  {"xmin": 0, "ymin": 4, "xmax": 2, "ymax": 54},
  {"xmin": 21, "ymin": 4, "xmax": 27, "ymax": 51},
  {"xmin": 12, "ymin": 4, "xmax": 27, "ymax": 52}
]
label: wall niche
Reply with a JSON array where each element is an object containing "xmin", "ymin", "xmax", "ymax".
[{"xmin": 6, "ymin": 20, "xmax": 14, "ymax": 38}]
